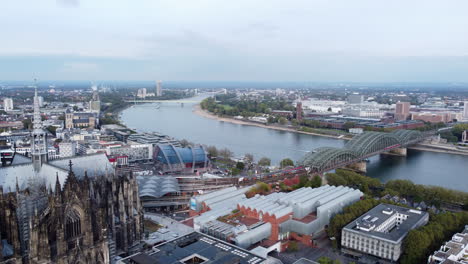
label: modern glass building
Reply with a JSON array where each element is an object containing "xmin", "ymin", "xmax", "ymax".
[{"xmin": 154, "ymin": 144, "xmax": 210, "ymax": 174}]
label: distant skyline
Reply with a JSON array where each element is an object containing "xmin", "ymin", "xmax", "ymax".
[{"xmin": 1, "ymin": 0, "xmax": 468, "ymax": 82}]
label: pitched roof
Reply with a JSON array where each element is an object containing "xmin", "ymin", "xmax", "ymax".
[{"xmin": 0, "ymin": 153, "xmax": 113, "ymax": 193}]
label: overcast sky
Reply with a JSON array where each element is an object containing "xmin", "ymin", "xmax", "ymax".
[{"xmin": 1, "ymin": 0, "xmax": 468, "ymax": 82}]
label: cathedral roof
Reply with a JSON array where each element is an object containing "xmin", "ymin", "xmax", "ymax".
[
  {"xmin": 48, "ymin": 152, "xmax": 113, "ymax": 177},
  {"xmin": 11, "ymin": 153, "xmax": 31, "ymax": 165},
  {"xmin": 0, "ymin": 163, "xmax": 68, "ymax": 193},
  {"xmin": 0, "ymin": 152, "xmax": 114, "ymax": 193}
]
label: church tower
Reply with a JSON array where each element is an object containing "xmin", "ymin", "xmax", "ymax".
[{"xmin": 31, "ymin": 83, "xmax": 48, "ymax": 172}]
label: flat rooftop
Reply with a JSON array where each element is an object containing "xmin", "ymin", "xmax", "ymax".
[
  {"xmin": 125, "ymin": 232, "xmax": 266, "ymax": 264},
  {"xmin": 343, "ymin": 203, "xmax": 429, "ymax": 243}
]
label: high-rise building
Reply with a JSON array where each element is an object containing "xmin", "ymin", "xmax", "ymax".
[
  {"xmin": 156, "ymin": 80, "xmax": 162, "ymax": 97},
  {"xmin": 296, "ymin": 101, "xmax": 303, "ymax": 121},
  {"xmin": 395, "ymin": 102, "xmax": 410, "ymax": 121},
  {"xmin": 3, "ymin": 98, "xmax": 13, "ymax": 111},
  {"xmin": 89, "ymin": 90, "xmax": 101, "ymax": 113},
  {"xmin": 463, "ymin": 101, "xmax": 468, "ymax": 120},
  {"xmin": 37, "ymin": 96, "xmax": 44, "ymax": 107},
  {"xmin": 137, "ymin": 88, "xmax": 147, "ymax": 98},
  {"xmin": 347, "ymin": 93, "xmax": 364, "ymax": 104}
]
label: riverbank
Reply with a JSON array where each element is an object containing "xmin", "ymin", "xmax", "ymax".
[
  {"xmin": 193, "ymin": 104, "xmax": 350, "ymax": 140},
  {"xmin": 409, "ymin": 143, "xmax": 468, "ymax": 156}
]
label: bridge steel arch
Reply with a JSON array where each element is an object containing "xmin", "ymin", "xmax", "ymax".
[
  {"xmin": 300, "ymin": 147, "xmax": 359, "ymax": 172},
  {"xmin": 391, "ymin": 130, "xmax": 423, "ymax": 143},
  {"xmin": 344, "ymin": 132, "xmax": 401, "ymax": 156},
  {"xmin": 299, "ymin": 130, "xmax": 425, "ymax": 172}
]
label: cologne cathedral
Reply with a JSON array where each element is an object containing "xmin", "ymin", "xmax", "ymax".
[{"xmin": 0, "ymin": 88, "xmax": 143, "ymax": 263}]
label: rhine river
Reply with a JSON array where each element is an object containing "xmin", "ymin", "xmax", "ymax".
[{"xmin": 121, "ymin": 95, "xmax": 468, "ymax": 191}]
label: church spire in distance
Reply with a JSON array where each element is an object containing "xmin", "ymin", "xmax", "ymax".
[
  {"xmin": 31, "ymin": 79, "xmax": 48, "ymax": 172},
  {"xmin": 33, "ymin": 79, "xmax": 43, "ymax": 131}
]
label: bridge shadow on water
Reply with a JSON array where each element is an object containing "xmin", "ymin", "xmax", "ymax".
[{"xmin": 365, "ymin": 149, "xmax": 424, "ymax": 183}]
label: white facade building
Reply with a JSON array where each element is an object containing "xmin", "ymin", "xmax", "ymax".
[
  {"xmin": 341, "ymin": 204, "xmax": 429, "ymax": 262},
  {"xmin": 37, "ymin": 96, "xmax": 44, "ymax": 107},
  {"xmin": 3, "ymin": 98, "xmax": 13, "ymax": 111},
  {"xmin": 156, "ymin": 80, "xmax": 162, "ymax": 97},
  {"xmin": 106, "ymin": 143, "xmax": 153, "ymax": 162},
  {"xmin": 137, "ymin": 88, "xmax": 147, "ymax": 98},
  {"xmin": 59, "ymin": 142, "xmax": 76, "ymax": 158}
]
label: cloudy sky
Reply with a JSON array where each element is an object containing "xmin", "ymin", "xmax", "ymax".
[{"xmin": 1, "ymin": 0, "xmax": 468, "ymax": 82}]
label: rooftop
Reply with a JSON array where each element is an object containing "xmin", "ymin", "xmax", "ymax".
[
  {"xmin": 343, "ymin": 203, "xmax": 429, "ymax": 243},
  {"xmin": 121, "ymin": 232, "xmax": 266, "ymax": 264},
  {"xmin": 428, "ymin": 225, "xmax": 468, "ymax": 264}
]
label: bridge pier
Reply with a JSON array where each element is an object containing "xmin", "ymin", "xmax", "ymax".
[
  {"xmin": 345, "ymin": 161, "xmax": 367, "ymax": 173},
  {"xmin": 382, "ymin": 147, "xmax": 407, "ymax": 156}
]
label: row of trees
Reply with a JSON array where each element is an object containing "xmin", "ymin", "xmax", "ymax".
[
  {"xmin": 200, "ymin": 95, "xmax": 295, "ymax": 118},
  {"xmin": 326, "ymin": 169, "xmax": 468, "ymax": 207},
  {"xmin": 327, "ymin": 198, "xmax": 382, "ymax": 248}
]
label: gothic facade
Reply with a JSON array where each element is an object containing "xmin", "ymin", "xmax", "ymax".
[{"xmin": 0, "ymin": 167, "xmax": 143, "ymax": 264}]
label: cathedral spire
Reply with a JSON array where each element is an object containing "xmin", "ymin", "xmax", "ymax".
[{"xmin": 55, "ymin": 172, "xmax": 61, "ymax": 194}]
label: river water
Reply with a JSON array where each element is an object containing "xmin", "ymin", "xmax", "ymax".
[{"xmin": 121, "ymin": 95, "xmax": 468, "ymax": 191}]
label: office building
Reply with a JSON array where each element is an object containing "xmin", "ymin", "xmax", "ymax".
[
  {"xmin": 412, "ymin": 112, "xmax": 452, "ymax": 123},
  {"xmin": 156, "ymin": 80, "xmax": 162, "ymax": 97},
  {"xmin": 89, "ymin": 90, "xmax": 101, "ymax": 113},
  {"xmin": 348, "ymin": 93, "xmax": 364, "ymax": 104},
  {"xmin": 106, "ymin": 143, "xmax": 153, "ymax": 162},
  {"xmin": 428, "ymin": 225, "xmax": 468, "ymax": 264},
  {"xmin": 137, "ymin": 88, "xmax": 147, "ymax": 98},
  {"xmin": 395, "ymin": 102, "xmax": 410, "ymax": 121},
  {"xmin": 3, "ymin": 98, "xmax": 13, "ymax": 111},
  {"xmin": 341, "ymin": 204, "xmax": 429, "ymax": 262},
  {"xmin": 58, "ymin": 141, "xmax": 76, "ymax": 158},
  {"xmin": 37, "ymin": 96, "xmax": 44, "ymax": 107}
]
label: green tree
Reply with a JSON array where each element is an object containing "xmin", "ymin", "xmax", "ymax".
[
  {"xmin": 310, "ymin": 175, "xmax": 322, "ymax": 188},
  {"xmin": 231, "ymin": 167, "xmax": 241, "ymax": 175},
  {"xmin": 267, "ymin": 116, "xmax": 276, "ymax": 124},
  {"xmin": 343, "ymin": 121, "xmax": 356, "ymax": 130},
  {"xmin": 258, "ymin": 157, "xmax": 271, "ymax": 166},
  {"xmin": 280, "ymin": 158, "xmax": 294, "ymax": 168},
  {"xmin": 278, "ymin": 117, "xmax": 287, "ymax": 125},
  {"xmin": 22, "ymin": 118, "xmax": 32, "ymax": 129},
  {"xmin": 287, "ymin": 241, "xmax": 299, "ymax": 252},
  {"xmin": 179, "ymin": 139, "xmax": 192, "ymax": 147},
  {"xmin": 218, "ymin": 148, "xmax": 233, "ymax": 160},
  {"xmin": 317, "ymin": 257, "xmax": 333, "ymax": 264},
  {"xmin": 236, "ymin": 162, "xmax": 245, "ymax": 170},
  {"xmin": 206, "ymin": 146, "xmax": 218, "ymax": 158},
  {"xmin": 244, "ymin": 153, "xmax": 254, "ymax": 164}
]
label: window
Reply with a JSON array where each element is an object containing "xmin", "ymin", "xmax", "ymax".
[{"xmin": 65, "ymin": 209, "xmax": 81, "ymax": 240}]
